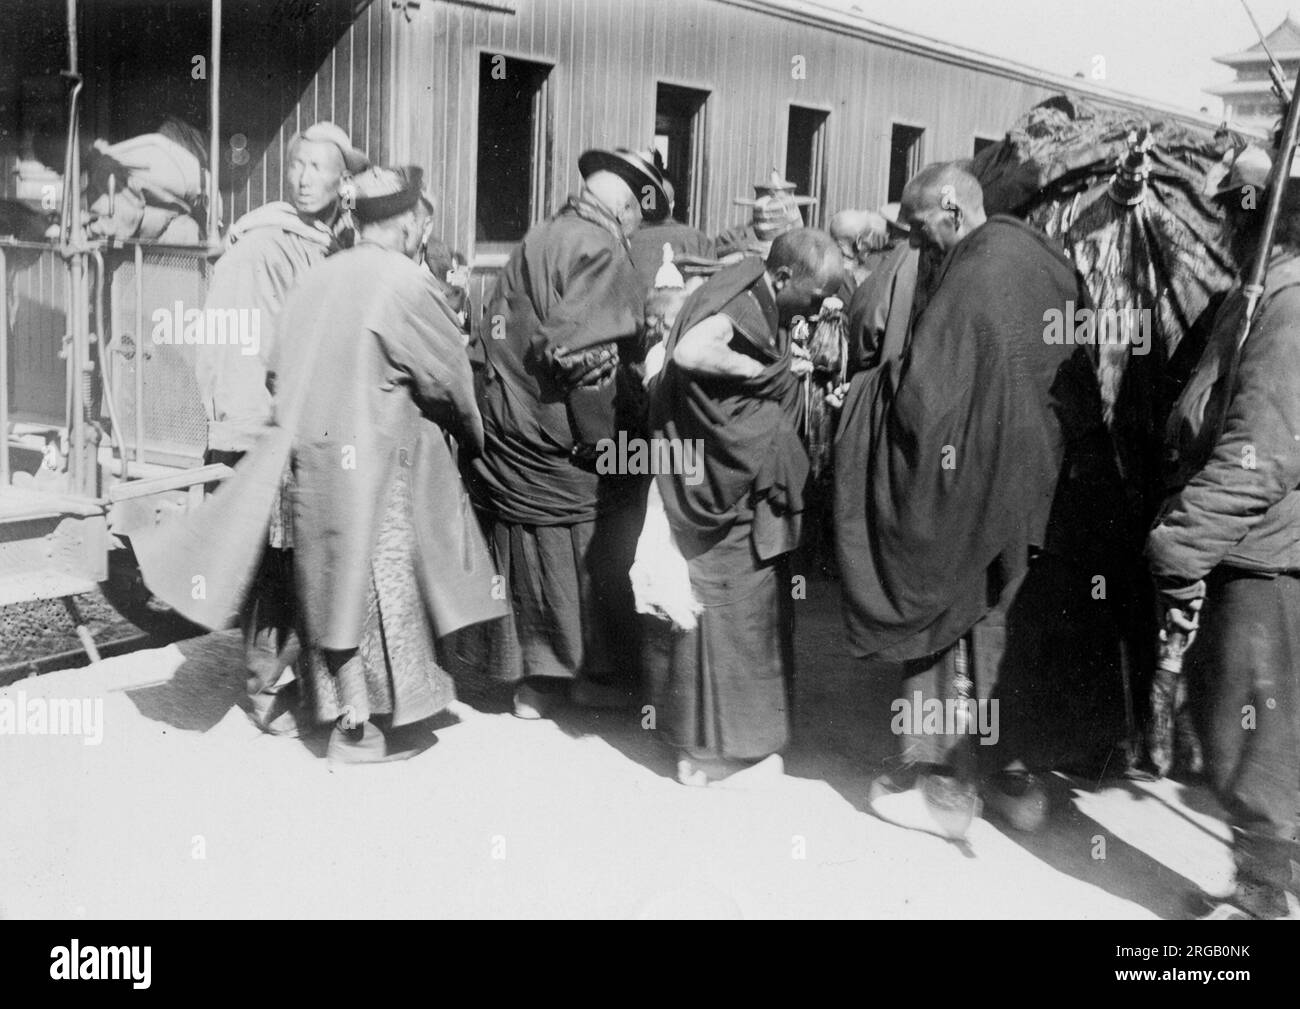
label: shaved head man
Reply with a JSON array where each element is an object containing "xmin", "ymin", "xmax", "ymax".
[
  {"xmin": 647, "ymin": 228, "xmax": 843, "ymax": 787},
  {"xmin": 838, "ymin": 157, "xmax": 1124, "ymax": 840},
  {"xmin": 900, "ymin": 161, "xmax": 988, "ymax": 260},
  {"xmin": 768, "ymin": 227, "xmax": 843, "ymax": 324}
]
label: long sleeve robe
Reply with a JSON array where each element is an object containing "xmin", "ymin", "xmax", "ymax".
[
  {"xmin": 136, "ymin": 244, "xmax": 506, "ymax": 653},
  {"xmin": 468, "ymin": 201, "xmax": 645, "ymax": 525},
  {"xmin": 835, "ymin": 215, "xmax": 1122, "ymax": 663},
  {"xmin": 193, "ymin": 204, "xmax": 336, "ymax": 453}
]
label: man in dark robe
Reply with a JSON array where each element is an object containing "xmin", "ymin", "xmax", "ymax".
[
  {"xmin": 646, "ymin": 228, "xmax": 843, "ymax": 786},
  {"xmin": 834, "ymin": 162, "xmax": 1124, "ymax": 836},
  {"xmin": 841, "ymin": 241, "xmax": 919, "ymax": 379},
  {"xmin": 466, "ymin": 148, "xmax": 670, "ymax": 719},
  {"xmin": 627, "ymin": 178, "xmax": 714, "ymax": 294},
  {"xmin": 841, "ymin": 201, "xmax": 922, "ymax": 351},
  {"xmin": 136, "ymin": 167, "xmax": 506, "ymax": 762},
  {"xmin": 192, "ymin": 121, "xmax": 368, "ymax": 734}
]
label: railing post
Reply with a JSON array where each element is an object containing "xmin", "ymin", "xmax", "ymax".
[
  {"xmin": 1, "ymin": 247, "xmax": 9, "ymax": 489},
  {"xmin": 208, "ymin": 0, "xmax": 222, "ymax": 245},
  {"xmin": 134, "ymin": 242, "xmax": 145, "ymax": 466}
]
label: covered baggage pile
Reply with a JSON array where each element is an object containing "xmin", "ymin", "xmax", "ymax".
[{"xmin": 973, "ymin": 95, "xmax": 1257, "ymax": 775}]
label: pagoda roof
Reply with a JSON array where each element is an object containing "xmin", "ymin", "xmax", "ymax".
[
  {"xmin": 1205, "ymin": 79, "xmax": 1290, "ymax": 99},
  {"xmin": 1215, "ymin": 12, "xmax": 1300, "ymax": 65}
]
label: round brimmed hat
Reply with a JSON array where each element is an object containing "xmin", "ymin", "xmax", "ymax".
[
  {"xmin": 351, "ymin": 165, "xmax": 426, "ymax": 223},
  {"xmin": 1208, "ymin": 145, "xmax": 1273, "ymax": 201},
  {"xmin": 578, "ymin": 147, "xmax": 670, "ymax": 221},
  {"xmin": 289, "ymin": 121, "xmax": 369, "ymax": 175},
  {"xmin": 750, "ymin": 192, "xmax": 805, "ymax": 240},
  {"xmin": 879, "ymin": 202, "xmax": 909, "ymax": 234},
  {"xmin": 736, "ymin": 168, "xmax": 817, "ymax": 207}
]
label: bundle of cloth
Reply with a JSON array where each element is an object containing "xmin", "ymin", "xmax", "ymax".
[
  {"xmin": 85, "ymin": 117, "xmax": 213, "ymax": 244},
  {"xmin": 629, "ymin": 245, "xmax": 714, "ymax": 631},
  {"xmin": 971, "ymin": 94, "xmax": 1251, "ymax": 775},
  {"xmin": 973, "ymin": 94, "xmax": 1247, "ymax": 533}
]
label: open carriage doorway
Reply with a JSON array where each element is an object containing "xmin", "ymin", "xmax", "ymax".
[
  {"xmin": 786, "ymin": 105, "xmax": 829, "ymax": 227},
  {"xmin": 654, "ymin": 83, "xmax": 709, "ymax": 227}
]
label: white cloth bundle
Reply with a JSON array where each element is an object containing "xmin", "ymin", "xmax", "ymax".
[
  {"xmin": 631, "ymin": 256, "xmax": 702, "ymax": 631},
  {"xmin": 630, "ymin": 479, "xmax": 701, "ymax": 632}
]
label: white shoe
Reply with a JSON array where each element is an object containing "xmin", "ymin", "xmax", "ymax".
[
  {"xmin": 512, "ymin": 682, "xmax": 561, "ymax": 720},
  {"xmin": 867, "ymin": 771, "xmax": 980, "ymax": 841},
  {"xmin": 675, "ymin": 758, "xmax": 711, "ymax": 787}
]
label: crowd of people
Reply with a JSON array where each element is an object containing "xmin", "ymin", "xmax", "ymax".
[{"xmin": 133, "ymin": 119, "xmax": 1299, "ymax": 920}]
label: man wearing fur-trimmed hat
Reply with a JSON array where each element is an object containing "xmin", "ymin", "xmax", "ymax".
[
  {"xmin": 467, "ymin": 146, "xmax": 668, "ymax": 719},
  {"xmin": 191, "ymin": 121, "xmax": 368, "ymax": 735}
]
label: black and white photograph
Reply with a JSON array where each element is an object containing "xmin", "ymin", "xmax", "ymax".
[{"xmin": 0, "ymin": 0, "xmax": 1297, "ymax": 943}]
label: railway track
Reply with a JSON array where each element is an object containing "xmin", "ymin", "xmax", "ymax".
[{"xmin": 0, "ymin": 553, "xmax": 202, "ymax": 685}]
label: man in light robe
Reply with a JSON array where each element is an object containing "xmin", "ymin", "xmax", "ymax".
[
  {"xmin": 271, "ymin": 166, "xmax": 506, "ymax": 760},
  {"xmin": 192, "ymin": 122, "xmax": 367, "ymax": 733},
  {"xmin": 136, "ymin": 168, "xmax": 504, "ymax": 761}
]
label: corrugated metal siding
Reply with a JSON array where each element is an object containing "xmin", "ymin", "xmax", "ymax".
[
  {"xmin": 61, "ymin": 1, "xmax": 388, "ymax": 232},
  {"xmin": 228, "ymin": 0, "xmax": 1205, "ymax": 258},
  {"xmin": 224, "ymin": 0, "xmax": 389, "ymax": 226},
  {"xmin": 4, "ymin": 248, "xmax": 67, "ymax": 425},
  {"xmin": 226, "ymin": 0, "xmax": 387, "ymax": 224},
  {"xmin": 388, "ymin": 0, "xmax": 1081, "ymax": 261}
]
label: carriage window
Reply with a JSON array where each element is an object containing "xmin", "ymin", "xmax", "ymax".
[
  {"xmin": 654, "ymin": 83, "xmax": 710, "ymax": 226},
  {"xmin": 476, "ymin": 53, "xmax": 551, "ymax": 248},
  {"xmin": 887, "ymin": 123, "xmax": 925, "ymax": 203},
  {"xmin": 786, "ymin": 106, "xmax": 829, "ymax": 227}
]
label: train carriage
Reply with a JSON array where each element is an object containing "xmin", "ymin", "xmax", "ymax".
[{"xmin": 0, "ymin": 0, "xmax": 1228, "ymax": 673}]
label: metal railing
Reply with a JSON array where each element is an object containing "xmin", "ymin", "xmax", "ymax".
[{"xmin": 2, "ymin": 237, "xmax": 215, "ymax": 493}]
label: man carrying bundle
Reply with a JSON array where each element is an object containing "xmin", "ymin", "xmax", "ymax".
[{"xmin": 646, "ymin": 228, "xmax": 842, "ymax": 786}]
